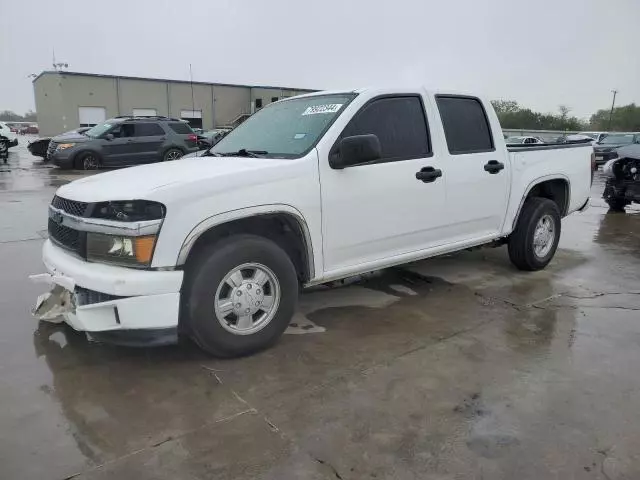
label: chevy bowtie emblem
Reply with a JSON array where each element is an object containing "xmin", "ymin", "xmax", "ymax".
[{"xmin": 51, "ymin": 210, "xmax": 64, "ymax": 225}]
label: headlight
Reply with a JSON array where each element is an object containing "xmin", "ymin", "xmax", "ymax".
[
  {"xmin": 92, "ymin": 200, "xmax": 165, "ymax": 222},
  {"xmin": 87, "ymin": 233, "xmax": 157, "ymax": 267},
  {"xmin": 56, "ymin": 143, "xmax": 76, "ymax": 151}
]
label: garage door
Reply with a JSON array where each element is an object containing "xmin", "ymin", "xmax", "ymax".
[
  {"xmin": 180, "ymin": 109, "xmax": 202, "ymax": 129},
  {"xmin": 132, "ymin": 108, "xmax": 157, "ymax": 117},
  {"xmin": 78, "ymin": 107, "xmax": 106, "ymax": 127}
]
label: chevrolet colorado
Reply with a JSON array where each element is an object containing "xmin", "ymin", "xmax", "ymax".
[{"xmin": 32, "ymin": 87, "xmax": 592, "ymax": 356}]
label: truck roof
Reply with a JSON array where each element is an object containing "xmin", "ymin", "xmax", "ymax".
[{"xmin": 287, "ymin": 86, "xmax": 478, "ymax": 100}]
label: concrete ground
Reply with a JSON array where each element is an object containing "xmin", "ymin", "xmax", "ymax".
[{"xmin": 1, "ymin": 137, "xmax": 639, "ymax": 480}]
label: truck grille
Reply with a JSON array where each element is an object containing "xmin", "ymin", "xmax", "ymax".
[
  {"xmin": 46, "ymin": 141, "xmax": 57, "ymax": 159},
  {"xmin": 51, "ymin": 195, "xmax": 89, "ymax": 217},
  {"xmin": 48, "ymin": 218, "xmax": 83, "ymax": 255}
]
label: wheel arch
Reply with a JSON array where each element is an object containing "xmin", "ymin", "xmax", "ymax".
[
  {"xmin": 177, "ymin": 206, "xmax": 315, "ymax": 283},
  {"xmin": 512, "ymin": 175, "xmax": 570, "ymax": 229},
  {"xmin": 71, "ymin": 148, "xmax": 103, "ymax": 168}
]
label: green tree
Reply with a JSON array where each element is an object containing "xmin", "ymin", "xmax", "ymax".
[
  {"xmin": 23, "ymin": 110, "xmax": 37, "ymax": 122},
  {"xmin": 589, "ymin": 104, "xmax": 640, "ymax": 131},
  {"xmin": 491, "ymin": 100, "xmax": 586, "ymax": 131}
]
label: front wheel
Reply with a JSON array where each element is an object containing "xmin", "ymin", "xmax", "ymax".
[
  {"xmin": 183, "ymin": 234, "xmax": 298, "ymax": 357},
  {"xmin": 605, "ymin": 197, "xmax": 629, "ymax": 212},
  {"xmin": 75, "ymin": 152, "xmax": 100, "ymax": 170},
  {"xmin": 508, "ymin": 197, "xmax": 561, "ymax": 271}
]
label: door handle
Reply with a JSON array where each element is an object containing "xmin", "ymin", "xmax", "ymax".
[
  {"xmin": 415, "ymin": 166, "xmax": 442, "ymax": 183},
  {"xmin": 484, "ymin": 160, "xmax": 505, "ymax": 174}
]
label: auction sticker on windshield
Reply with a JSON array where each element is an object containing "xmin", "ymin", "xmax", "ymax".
[{"xmin": 302, "ymin": 104, "xmax": 343, "ymax": 115}]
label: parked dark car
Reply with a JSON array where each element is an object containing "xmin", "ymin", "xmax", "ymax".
[
  {"xmin": 602, "ymin": 144, "xmax": 640, "ymax": 211},
  {"xmin": 20, "ymin": 125, "xmax": 39, "ymax": 134},
  {"xmin": 197, "ymin": 128, "xmax": 232, "ymax": 150},
  {"xmin": 593, "ymin": 133, "xmax": 640, "ymax": 166},
  {"xmin": 28, "ymin": 127, "xmax": 91, "ymax": 160},
  {"xmin": 48, "ymin": 116, "xmax": 199, "ymax": 170}
]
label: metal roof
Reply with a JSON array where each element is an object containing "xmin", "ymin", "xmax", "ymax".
[{"xmin": 32, "ymin": 70, "xmax": 317, "ymax": 93}]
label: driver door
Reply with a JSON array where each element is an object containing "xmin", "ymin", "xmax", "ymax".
[
  {"xmin": 318, "ymin": 95, "xmax": 449, "ymax": 273},
  {"xmin": 101, "ymin": 123, "xmax": 135, "ymax": 166}
]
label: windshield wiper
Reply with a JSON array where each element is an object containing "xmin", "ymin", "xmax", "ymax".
[
  {"xmin": 201, "ymin": 150, "xmax": 222, "ymax": 157},
  {"xmin": 218, "ymin": 149, "xmax": 268, "ymax": 158}
]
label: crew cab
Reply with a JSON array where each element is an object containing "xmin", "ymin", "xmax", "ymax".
[{"xmin": 32, "ymin": 87, "xmax": 593, "ymax": 357}]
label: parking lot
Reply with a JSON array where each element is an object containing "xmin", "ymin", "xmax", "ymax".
[{"xmin": 1, "ymin": 136, "xmax": 640, "ymax": 479}]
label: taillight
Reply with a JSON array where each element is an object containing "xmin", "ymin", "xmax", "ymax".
[{"xmin": 187, "ymin": 134, "xmax": 197, "ymax": 142}]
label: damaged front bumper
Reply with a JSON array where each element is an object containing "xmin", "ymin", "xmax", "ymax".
[{"xmin": 31, "ymin": 240, "xmax": 184, "ymax": 345}]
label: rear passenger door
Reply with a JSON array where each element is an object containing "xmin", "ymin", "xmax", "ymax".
[
  {"xmin": 435, "ymin": 95, "xmax": 509, "ymax": 241},
  {"xmin": 130, "ymin": 123, "xmax": 166, "ymax": 164},
  {"xmin": 319, "ymin": 95, "xmax": 449, "ymax": 272}
]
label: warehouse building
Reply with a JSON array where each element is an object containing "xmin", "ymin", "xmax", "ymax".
[{"xmin": 32, "ymin": 71, "xmax": 315, "ymax": 137}]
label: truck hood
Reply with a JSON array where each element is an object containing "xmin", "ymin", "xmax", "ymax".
[{"xmin": 55, "ymin": 156, "xmax": 297, "ymax": 203}]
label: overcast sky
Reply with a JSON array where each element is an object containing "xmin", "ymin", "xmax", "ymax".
[{"xmin": 1, "ymin": 0, "xmax": 638, "ymax": 119}]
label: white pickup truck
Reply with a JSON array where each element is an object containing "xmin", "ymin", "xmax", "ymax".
[{"xmin": 33, "ymin": 87, "xmax": 593, "ymax": 356}]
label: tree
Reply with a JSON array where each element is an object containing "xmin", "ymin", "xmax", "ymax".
[
  {"xmin": 491, "ymin": 100, "xmax": 586, "ymax": 131},
  {"xmin": 589, "ymin": 103, "xmax": 640, "ymax": 131},
  {"xmin": 0, "ymin": 110, "xmax": 38, "ymax": 122},
  {"xmin": 23, "ymin": 110, "xmax": 37, "ymax": 122}
]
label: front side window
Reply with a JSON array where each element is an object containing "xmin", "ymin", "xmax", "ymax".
[
  {"xmin": 436, "ymin": 96, "xmax": 495, "ymax": 154},
  {"xmin": 212, "ymin": 93, "xmax": 356, "ymax": 158},
  {"xmin": 85, "ymin": 122, "xmax": 114, "ymax": 138},
  {"xmin": 339, "ymin": 96, "xmax": 431, "ymax": 162}
]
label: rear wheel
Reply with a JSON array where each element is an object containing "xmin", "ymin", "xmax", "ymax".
[
  {"xmin": 508, "ymin": 197, "xmax": 561, "ymax": 271},
  {"xmin": 183, "ymin": 234, "xmax": 298, "ymax": 357},
  {"xmin": 163, "ymin": 148, "xmax": 183, "ymax": 162},
  {"xmin": 75, "ymin": 152, "xmax": 100, "ymax": 170}
]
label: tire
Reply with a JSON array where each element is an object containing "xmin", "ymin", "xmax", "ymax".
[
  {"xmin": 0, "ymin": 141, "xmax": 7, "ymax": 162},
  {"xmin": 74, "ymin": 152, "xmax": 101, "ymax": 170},
  {"xmin": 183, "ymin": 234, "xmax": 298, "ymax": 357},
  {"xmin": 605, "ymin": 197, "xmax": 628, "ymax": 212},
  {"xmin": 508, "ymin": 197, "xmax": 561, "ymax": 271},
  {"xmin": 163, "ymin": 148, "xmax": 183, "ymax": 162}
]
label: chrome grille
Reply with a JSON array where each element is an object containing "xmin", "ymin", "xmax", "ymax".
[{"xmin": 51, "ymin": 195, "xmax": 88, "ymax": 217}]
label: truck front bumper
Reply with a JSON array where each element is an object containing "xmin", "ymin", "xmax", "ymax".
[{"xmin": 32, "ymin": 240, "xmax": 184, "ymax": 342}]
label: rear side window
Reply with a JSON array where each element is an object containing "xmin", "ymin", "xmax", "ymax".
[
  {"xmin": 134, "ymin": 123, "xmax": 164, "ymax": 136},
  {"xmin": 436, "ymin": 96, "xmax": 494, "ymax": 154},
  {"xmin": 168, "ymin": 122, "xmax": 193, "ymax": 134},
  {"xmin": 340, "ymin": 96, "xmax": 431, "ymax": 162}
]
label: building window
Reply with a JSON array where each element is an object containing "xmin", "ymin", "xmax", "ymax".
[
  {"xmin": 271, "ymin": 97, "xmax": 279, "ymax": 103},
  {"xmin": 255, "ymin": 99, "xmax": 263, "ymax": 109}
]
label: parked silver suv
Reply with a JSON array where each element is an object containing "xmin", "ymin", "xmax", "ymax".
[{"xmin": 48, "ymin": 116, "xmax": 200, "ymax": 170}]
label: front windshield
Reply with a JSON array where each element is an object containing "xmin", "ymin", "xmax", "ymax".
[
  {"xmin": 600, "ymin": 134, "xmax": 634, "ymax": 145},
  {"xmin": 85, "ymin": 122, "xmax": 114, "ymax": 138},
  {"xmin": 211, "ymin": 93, "xmax": 356, "ymax": 158}
]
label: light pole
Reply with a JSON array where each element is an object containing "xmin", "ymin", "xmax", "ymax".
[{"xmin": 608, "ymin": 89, "xmax": 618, "ymax": 131}]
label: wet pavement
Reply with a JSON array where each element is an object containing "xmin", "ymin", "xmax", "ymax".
[{"xmin": 1, "ymin": 138, "xmax": 640, "ymax": 479}]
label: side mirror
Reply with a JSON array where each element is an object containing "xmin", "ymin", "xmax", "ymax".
[
  {"xmin": 330, "ymin": 134, "xmax": 382, "ymax": 169},
  {"xmin": 104, "ymin": 133, "xmax": 114, "ymax": 141}
]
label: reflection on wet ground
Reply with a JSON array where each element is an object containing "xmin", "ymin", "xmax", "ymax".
[{"xmin": 1, "ymin": 142, "xmax": 640, "ymax": 479}]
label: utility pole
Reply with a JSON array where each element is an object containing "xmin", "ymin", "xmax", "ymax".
[{"xmin": 608, "ymin": 89, "xmax": 618, "ymax": 131}]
